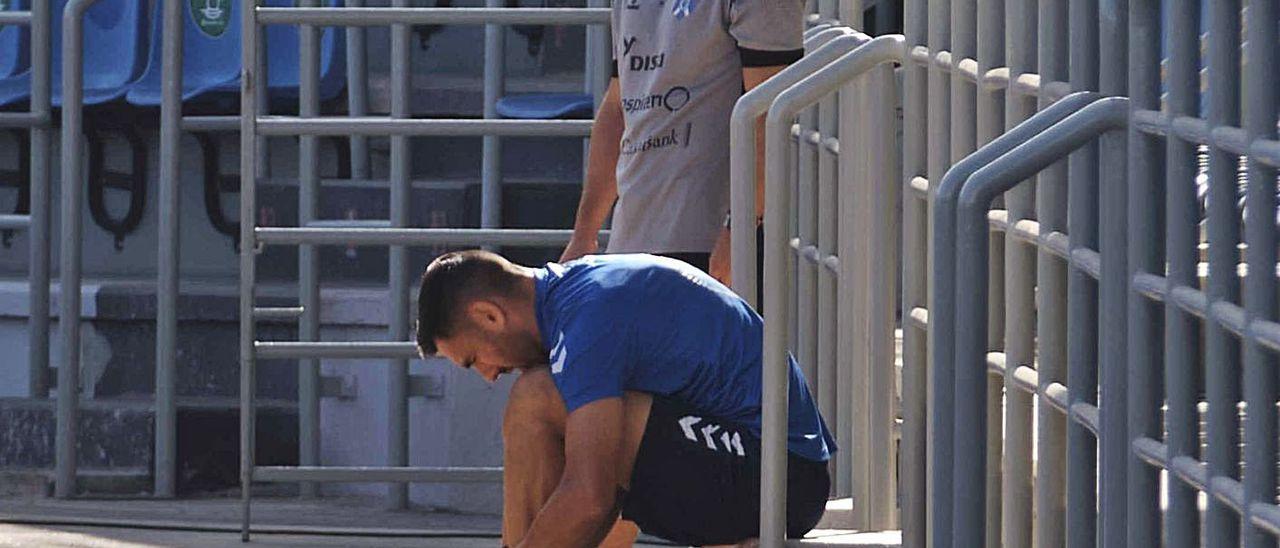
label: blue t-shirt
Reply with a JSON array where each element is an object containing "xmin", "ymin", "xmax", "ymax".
[{"xmin": 534, "ymin": 254, "xmax": 835, "ymax": 462}]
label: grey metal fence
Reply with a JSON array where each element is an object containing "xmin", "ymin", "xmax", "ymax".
[
  {"xmin": 0, "ymin": 0, "xmax": 51, "ymax": 463},
  {"xmin": 912, "ymin": 0, "xmax": 1280, "ymax": 546},
  {"xmin": 234, "ymin": 2, "xmax": 611, "ymax": 540}
]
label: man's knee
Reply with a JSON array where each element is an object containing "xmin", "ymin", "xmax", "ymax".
[{"xmin": 504, "ymin": 368, "xmax": 565, "ymax": 439}]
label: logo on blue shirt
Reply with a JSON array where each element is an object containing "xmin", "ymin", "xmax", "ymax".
[
  {"xmin": 671, "ymin": 0, "xmax": 697, "ymax": 19},
  {"xmin": 549, "ymin": 332, "xmax": 567, "ymax": 374}
]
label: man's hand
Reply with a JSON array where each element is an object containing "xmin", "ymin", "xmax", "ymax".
[
  {"xmin": 709, "ymin": 226, "xmax": 731, "ymax": 285},
  {"xmin": 561, "ymin": 235, "xmax": 600, "ymax": 263},
  {"xmin": 514, "ymin": 398, "xmax": 626, "ymax": 548}
]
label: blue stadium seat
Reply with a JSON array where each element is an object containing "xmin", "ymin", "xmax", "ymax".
[
  {"xmin": 0, "ymin": 0, "xmax": 33, "ymax": 108},
  {"xmin": 259, "ymin": 0, "xmax": 346, "ymax": 101},
  {"xmin": 129, "ymin": 0, "xmax": 345, "ymax": 106},
  {"xmin": 126, "ymin": 0, "xmax": 242, "ymax": 105},
  {"xmin": 0, "ymin": 0, "xmax": 146, "ymax": 108},
  {"xmin": 496, "ymin": 92, "xmax": 595, "ymax": 120},
  {"xmin": 0, "ymin": 0, "xmax": 30, "ymax": 85}
]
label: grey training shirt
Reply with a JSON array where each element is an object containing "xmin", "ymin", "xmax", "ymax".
[{"xmin": 606, "ymin": 0, "xmax": 804, "ymax": 254}]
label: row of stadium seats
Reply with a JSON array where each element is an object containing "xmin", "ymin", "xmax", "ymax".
[{"xmin": 0, "ymin": 0, "xmax": 346, "ymax": 109}]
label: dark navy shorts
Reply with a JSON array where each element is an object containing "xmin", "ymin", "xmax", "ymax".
[{"xmin": 620, "ymin": 395, "xmax": 830, "ymax": 546}]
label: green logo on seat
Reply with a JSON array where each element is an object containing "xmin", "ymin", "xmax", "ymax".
[{"xmin": 190, "ymin": 0, "xmax": 231, "ymax": 38}]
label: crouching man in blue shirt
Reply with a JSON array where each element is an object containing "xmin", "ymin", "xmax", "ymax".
[{"xmin": 415, "ymin": 251, "xmax": 834, "ymax": 547}]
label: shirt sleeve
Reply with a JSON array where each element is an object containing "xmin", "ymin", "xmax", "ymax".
[
  {"xmin": 548, "ymin": 301, "xmax": 634, "ymax": 413},
  {"xmin": 727, "ymin": 0, "xmax": 805, "ymax": 53}
]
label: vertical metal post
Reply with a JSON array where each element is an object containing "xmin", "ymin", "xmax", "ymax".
[
  {"xmin": 154, "ymin": 0, "xmax": 184, "ymax": 499},
  {"xmin": 1124, "ymin": 0, "xmax": 1162, "ymax": 544},
  {"xmin": 814, "ymin": 39, "xmax": 840, "ymax": 503},
  {"xmin": 1035, "ymin": 0, "xmax": 1068, "ymax": 545},
  {"xmin": 1203, "ymin": 0, "xmax": 1242, "ymax": 544},
  {"xmin": 899, "ymin": 0, "xmax": 927, "ymax": 540},
  {"xmin": 976, "ymin": 0, "xmax": 1004, "ymax": 545},
  {"xmin": 386, "ymin": 0, "xmax": 411, "ymax": 510},
  {"xmin": 57, "ymin": 0, "xmax": 98, "ymax": 500},
  {"xmin": 836, "ymin": 75, "xmax": 859, "ymax": 502},
  {"xmin": 27, "ymin": 0, "xmax": 51, "ymax": 400},
  {"xmin": 763, "ymin": 95, "xmax": 794, "ymax": 548},
  {"xmin": 239, "ymin": 0, "xmax": 260, "ymax": 540},
  {"xmin": 1001, "ymin": 0, "xmax": 1036, "ymax": 543},
  {"xmin": 796, "ymin": 104, "xmax": 818, "ymax": 397},
  {"xmin": 482, "ymin": 0, "xmax": 505, "ymax": 229},
  {"xmin": 1158, "ymin": 0, "xmax": 1199, "ymax": 544},
  {"xmin": 924, "ymin": 0, "xmax": 951, "ymax": 539},
  {"xmin": 1097, "ymin": 0, "xmax": 1128, "ymax": 543},
  {"xmin": 1066, "ymin": 0, "xmax": 1099, "ymax": 544},
  {"xmin": 586, "ymin": 0, "xmax": 609, "ymax": 106},
  {"xmin": 1241, "ymin": 0, "xmax": 1278, "ymax": 545},
  {"xmin": 346, "ymin": 0, "xmax": 369, "ymax": 179},
  {"xmin": 864, "ymin": 61, "xmax": 899, "ymax": 530},
  {"xmin": 297, "ymin": 0, "xmax": 322, "ymax": 501}
]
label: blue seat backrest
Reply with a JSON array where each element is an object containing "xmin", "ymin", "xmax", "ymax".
[
  {"xmin": 183, "ymin": 0, "xmax": 244, "ymax": 92},
  {"xmin": 47, "ymin": 0, "xmax": 146, "ymax": 105},
  {"xmin": 264, "ymin": 0, "xmax": 346, "ymax": 101},
  {"xmin": 0, "ymin": 0, "xmax": 30, "ymax": 80}
]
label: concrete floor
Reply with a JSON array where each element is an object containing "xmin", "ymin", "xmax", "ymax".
[{"xmin": 0, "ymin": 495, "xmax": 901, "ymax": 547}]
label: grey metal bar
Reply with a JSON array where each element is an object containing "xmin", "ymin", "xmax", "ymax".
[
  {"xmin": 813, "ymin": 42, "xmax": 840, "ymax": 506},
  {"xmin": 239, "ymin": 0, "xmax": 260, "ymax": 539},
  {"xmin": 345, "ymin": 0, "xmax": 368, "ymax": 180},
  {"xmin": 0, "ymin": 214, "xmax": 30, "ymax": 230},
  {"xmin": 386, "ymin": 0, "xmax": 411, "ymax": 510},
  {"xmin": 0, "ymin": 112, "xmax": 47, "ymax": 127},
  {"xmin": 56, "ymin": 0, "xmax": 101, "ymax": 500},
  {"xmin": 256, "ymin": 228, "xmax": 598, "ymax": 247},
  {"xmin": 924, "ymin": 0, "xmax": 951, "ymax": 539},
  {"xmin": 180, "ymin": 116, "xmax": 240, "ymax": 132},
  {"xmin": 1033, "ymin": 0, "xmax": 1068, "ymax": 542},
  {"xmin": 931, "ymin": 90, "xmax": 1101, "ymax": 546},
  {"xmin": 153, "ymin": 0, "xmax": 184, "ymax": 500},
  {"xmin": 1124, "ymin": 0, "xmax": 1161, "ymax": 545},
  {"xmin": 26, "ymin": 0, "xmax": 51, "ymax": 402},
  {"xmin": 728, "ymin": 28, "xmax": 868, "ymax": 308},
  {"xmin": 256, "ymin": 7, "xmax": 610, "ymax": 27},
  {"xmin": 999, "ymin": 0, "xmax": 1035, "ymax": 542},
  {"xmin": 0, "ymin": 11, "xmax": 31, "ymax": 25},
  {"xmin": 1241, "ymin": 0, "xmax": 1278, "ymax": 544},
  {"xmin": 898, "ymin": 0, "xmax": 928, "ymax": 539},
  {"xmin": 1065, "ymin": 0, "xmax": 1099, "ymax": 542},
  {"xmin": 255, "ymin": 466, "xmax": 503, "ymax": 483},
  {"xmin": 297, "ymin": 0, "xmax": 321, "ymax": 502},
  {"xmin": 949, "ymin": 97, "xmax": 1128, "ymax": 548},
  {"xmin": 1203, "ymin": 0, "xmax": 1244, "ymax": 538},
  {"xmin": 1096, "ymin": 1, "xmax": 1128, "ymax": 545},
  {"xmin": 481, "ymin": 0, "xmax": 505, "ymax": 232},
  {"xmin": 255, "ymin": 117, "xmax": 594, "ymax": 137},
  {"xmin": 254, "ymin": 307, "xmax": 306, "ymax": 320},
  {"xmin": 761, "ymin": 35, "xmax": 905, "ymax": 548},
  {"xmin": 256, "ymin": 342, "xmax": 419, "ymax": 360},
  {"xmin": 1158, "ymin": 0, "xmax": 1197, "ymax": 543}
]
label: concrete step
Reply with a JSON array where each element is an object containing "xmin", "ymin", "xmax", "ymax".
[{"xmin": 792, "ymin": 499, "xmax": 902, "ymax": 547}]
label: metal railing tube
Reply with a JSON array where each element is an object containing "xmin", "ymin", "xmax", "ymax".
[{"xmin": 761, "ymin": 34, "xmax": 905, "ymax": 547}]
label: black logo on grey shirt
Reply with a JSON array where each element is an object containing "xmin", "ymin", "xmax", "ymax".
[
  {"xmin": 621, "ymin": 86, "xmax": 691, "ymax": 114},
  {"xmin": 621, "ymin": 122, "xmax": 694, "ymax": 156}
]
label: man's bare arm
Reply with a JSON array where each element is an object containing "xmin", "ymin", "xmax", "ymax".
[
  {"xmin": 709, "ymin": 64, "xmax": 787, "ymax": 284},
  {"xmin": 515, "ymin": 398, "xmax": 627, "ymax": 548},
  {"xmin": 562, "ymin": 79, "xmax": 624, "ymax": 262}
]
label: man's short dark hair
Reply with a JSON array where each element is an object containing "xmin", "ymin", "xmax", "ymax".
[{"xmin": 415, "ymin": 250, "xmax": 521, "ymax": 357}]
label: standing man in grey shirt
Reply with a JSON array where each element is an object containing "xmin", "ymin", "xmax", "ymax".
[{"xmin": 560, "ymin": 0, "xmax": 805, "ymax": 285}]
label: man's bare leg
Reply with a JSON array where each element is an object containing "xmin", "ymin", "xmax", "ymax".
[{"xmin": 502, "ymin": 368, "xmax": 650, "ymax": 548}]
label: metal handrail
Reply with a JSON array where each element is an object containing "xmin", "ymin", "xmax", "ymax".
[
  {"xmin": 943, "ymin": 97, "xmax": 1129, "ymax": 546},
  {"xmin": 758, "ymin": 33, "xmax": 905, "ymax": 547},
  {"xmin": 237, "ymin": 3, "xmax": 615, "ymax": 539}
]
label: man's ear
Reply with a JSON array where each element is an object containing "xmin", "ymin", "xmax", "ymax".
[{"xmin": 466, "ymin": 300, "xmax": 507, "ymax": 332}]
